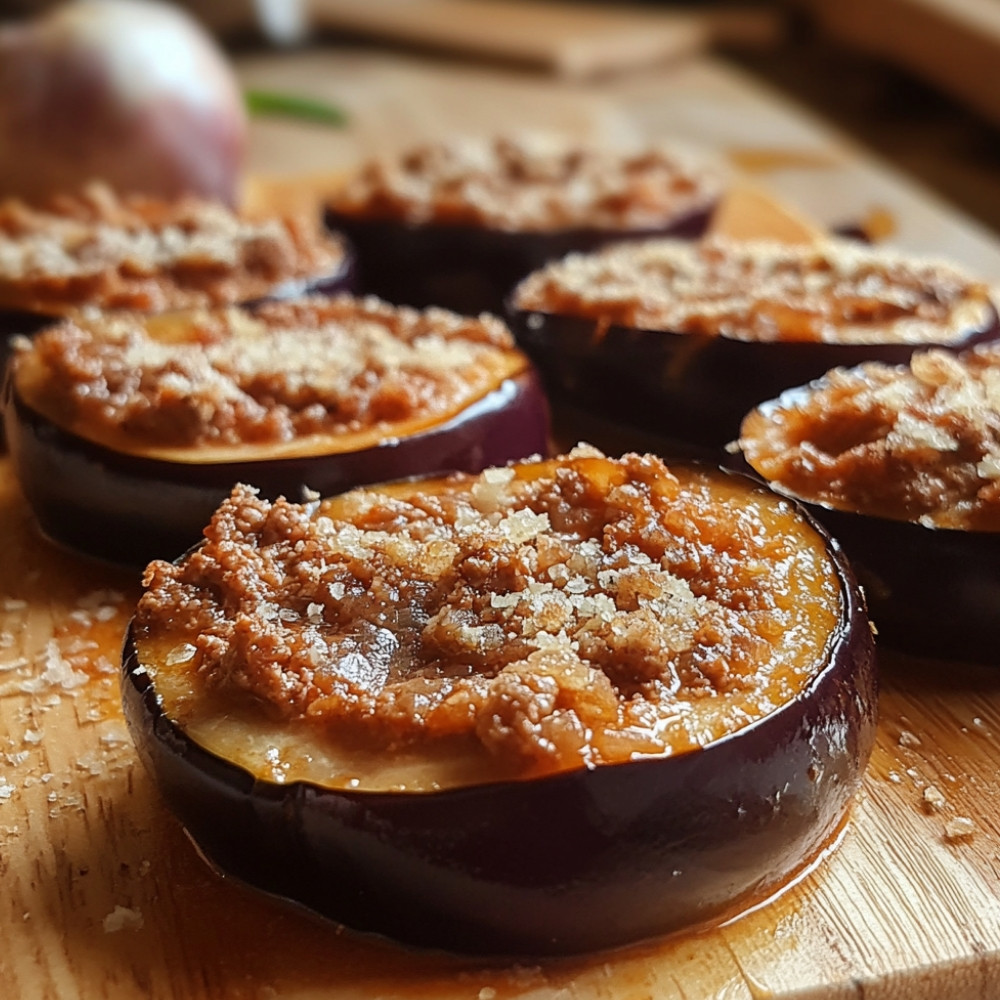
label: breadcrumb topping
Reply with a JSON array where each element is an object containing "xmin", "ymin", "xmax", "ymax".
[
  {"xmin": 514, "ymin": 238, "xmax": 993, "ymax": 344},
  {"xmin": 0, "ymin": 184, "xmax": 346, "ymax": 314},
  {"xmin": 740, "ymin": 347, "xmax": 1000, "ymax": 529},
  {"xmin": 16, "ymin": 296, "xmax": 523, "ymax": 450},
  {"xmin": 136, "ymin": 448, "xmax": 841, "ymax": 779},
  {"xmin": 329, "ymin": 135, "xmax": 720, "ymax": 231}
]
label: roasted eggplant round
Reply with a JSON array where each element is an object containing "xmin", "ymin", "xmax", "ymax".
[
  {"xmin": 326, "ymin": 137, "xmax": 719, "ymax": 315},
  {"xmin": 3, "ymin": 297, "xmax": 547, "ymax": 566},
  {"xmin": 510, "ymin": 238, "xmax": 999, "ymax": 455},
  {"xmin": 739, "ymin": 347, "xmax": 1000, "ymax": 662},
  {"xmin": 122, "ymin": 449, "xmax": 877, "ymax": 956}
]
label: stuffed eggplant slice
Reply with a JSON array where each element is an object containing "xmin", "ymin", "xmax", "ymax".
[{"xmin": 122, "ymin": 447, "xmax": 877, "ymax": 955}]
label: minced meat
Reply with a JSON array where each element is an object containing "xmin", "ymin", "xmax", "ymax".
[
  {"xmin": 15, "ymin": 297, "xmax": 523, "ymax": 448},
  {"xmin": 329, "ymin": 135, "xmax": 720, "ymax": 231},
  {"xmin": 740, "ymin": 346, "xmax": 1000, "ymax": 529},
  {"xmin": 0, "ymin": 183, "xmax": 346, "ymax": 314},
  {"xmin": 513, "ymin": 238, "xmax": 993, "ymax": 344},
  {"xmin": 136, "ymin": 447, "xmax": 842, "ymax": 777}
]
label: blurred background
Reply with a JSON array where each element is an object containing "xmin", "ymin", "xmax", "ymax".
[{"xmin": 1, "ymin": 0, "xmax": 998, "ymax": 232}]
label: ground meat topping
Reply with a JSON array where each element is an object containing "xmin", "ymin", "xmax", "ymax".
[
  {"xmin": 17, "ymin": 297, "xmax": 521, "ymax": 448},
  {"xmin": 740, "ymin": 347, "xmax": 1000, "ymax": 529},
  {"xmin": 136, "ymin": 448, "xmax": 842, "ymax": 774},
  {"xmin": 514, "ymin": 238, "xmax": 993, "ymax": 344},
  {"xmin": 329, "ymin": 135, "xmax": 720, "ymax": 231},
  {"xmin": 0, "ymin": 183, "xmax": 346, "ymax": 313}
]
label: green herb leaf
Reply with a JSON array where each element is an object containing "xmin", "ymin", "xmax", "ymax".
[{"xmin": 245, "ymin": 89, "xmax": 348, "ymax": 127}]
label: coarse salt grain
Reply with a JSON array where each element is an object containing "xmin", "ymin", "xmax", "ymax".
[
  {"xmin": 98, "ymin": 722, "xmax": 129, "ymax": 746},
  {"xmin": 483, "ymin": 467, "xmax": 515, "ymax": 485},
  {"xmin": 17, "ymin": 641, "xmax": 88, "ymax": 695},
  {"xmin": 923, "ymin": 785, "xmax": 947, "ymax": 812},
  {"xmin": 76, "ymin": 752, "xmax": 106, "ymax": 776},
  {"xmin": 498, "ymin": 508, "xmax": 550, "ymax": 544},
  {"xmin": 165, "ymin": 643, "xmax": 197, "ymax": 666},
  {"xmin": 490, "ymin": 593, "xmax": 521, "ymax": 609},
  {"xmin": 944, "ymin": 817, "xmax": 975, "ymax": 842},
  {"xmin": 102, "ymin": 906, "xmax": 144, "ymax": 933}
]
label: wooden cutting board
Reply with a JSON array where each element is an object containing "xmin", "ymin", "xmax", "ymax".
[
  {"xmin": 4, "ymin": 48, "xmax": 1000, "ymax": 1000},
  {"xmin": 310, "ymin": 0, "xmax": 708, "ymax": 80},
  {"xmin": 307, "ymin": 0, "xmax": 781, "ymax": 79}
]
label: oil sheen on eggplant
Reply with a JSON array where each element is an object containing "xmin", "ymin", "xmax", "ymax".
[
  {"xmin": 3, "ymin": 298, "xmax": 548, "ymax": 565},
  {"xmin": 121, "ymin": 451, "xmax": 877, "ymax": 956}
]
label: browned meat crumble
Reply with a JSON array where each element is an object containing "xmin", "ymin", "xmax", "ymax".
[
  {"xmin": 136, "ymin": 448, "xmax": 841, "ymax": 774},
  {"xmin": 513, "ymin": 238, "xmax": 994, "ymax": 344},
  {"xmin": 329, "ymin": 135, "xmax": 720, "ymax": 231},
  {"xmin": 14, "ymin": 297, "xmax": 523, "ymax": 449},
  {"xmin": 740, "ymin": 347, "xmax": 1000, "ymax": 529},
  {"xmin": 0, "ymin": 183, "xmax": 346, "ymax": 314}
]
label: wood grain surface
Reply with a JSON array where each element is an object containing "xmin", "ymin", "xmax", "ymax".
[
  {"xmin": 804, "ymin": 0, "xmax": 1000, "ymax": 130},
  {"xmin": 4, "ymin": 47, "xmax": 1000, "ymax": 1000}
]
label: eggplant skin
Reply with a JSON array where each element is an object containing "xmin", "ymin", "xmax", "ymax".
[
  {"xmin": 0, "ymin": 311, "xmax": 55, "ymax": 450},
  {"xmin": 508, "ymin": 305, "xmax": 1000, "ymax": 456},
  {"xmin": 120, "ymin": 476, "xmax": 877, "ymax": 957},
  {"xmin": 324, "ymin": 206, "xmax": 714, "ymax": 317},
  {"xmin": 0, "ymin": 308, "xmax": 55, "ymax": 345},
  {"xmin": 3, "ymin": 367, "xmax": 549, "ymax": 567},
  {"xmin": 760, "ymin": 491, "xmax": 1000, "ymax": 663}
]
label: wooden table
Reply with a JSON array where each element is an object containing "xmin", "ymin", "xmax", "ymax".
[{"xmin": 4, "ymin": 46, "xmax": 1000, "ymax": 1000}]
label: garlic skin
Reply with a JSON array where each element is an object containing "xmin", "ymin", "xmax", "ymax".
[{"xmin": 0, "ymin": 0, "xmax": 247, "ymax": 205}]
